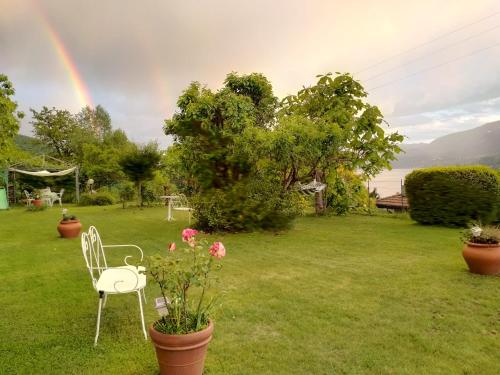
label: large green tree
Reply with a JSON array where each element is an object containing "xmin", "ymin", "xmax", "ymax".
[
  {"xmin": 119, "ymin": 142, "xmax": 161, "ymax": 207},
  {"xmin": 81, "ymin": 129, "xmax": 132, "ymax": 187},
  {"xmin": 164, "ymin": 73, "xmax": 302, "ymax": 231},
  {"xmin": 276, "ymin": 73, "xmax": 403, "ymax": 213},
  {"xmin": 76, "ymin": 105, "xmax": 112, "ymax": 139},
  {"xmin": 0, "ymin": 74, "xmax": 24, "ymax": 165},
  {"xmin": 30, "ymin": 106, "xmax": 78, "ymax": 158}
]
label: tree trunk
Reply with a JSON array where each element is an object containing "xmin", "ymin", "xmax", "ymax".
[
  {"xmin": 314, "ymin": 170, "xmax": 325, "ymax": 215},
  {"xmin": 138, "ymin": 181, "xmax": 143, "ymax": 207}
]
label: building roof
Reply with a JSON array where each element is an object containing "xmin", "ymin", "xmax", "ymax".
[{"xmin": 376, "ymin": 193, "xmax": 409, "ymax": 209}]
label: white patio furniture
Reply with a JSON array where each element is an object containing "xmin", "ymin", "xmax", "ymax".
[
  {"xmin": 81, "ymin": 225, "xmax": 147, "ymax": 345},
  {"xmin": 39, "ymin": 188, "xmax": 55, "ymax": 207},
  {"xmin": 52, "ymin": 188, "xmax": 64, "ymax": 206},
  {"xmin": 24, "ymin": 190, "xmax": 34, "ymax": 206},
  {"xmin": 172, "ymin": 194, "xmax": 193, "ymax": 224},
  {"xmin": 160, "ymin": 195, "xmax": 179, "ymax": 221}
]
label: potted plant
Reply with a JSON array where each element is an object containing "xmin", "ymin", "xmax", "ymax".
[
  {"xmin": 148, "ymin": 228, "xmax": 226, "ymax": 375},
  {"xmin": 57, "ymin": 208, "xmax": 82, "ymax": 238},
  {"xmin": 462, "ymin": 224, "xmax": 500, "ymax": 275},
  {"xmin": 32, "ymin": 192, "xmax": 43, "ymax": 207}
]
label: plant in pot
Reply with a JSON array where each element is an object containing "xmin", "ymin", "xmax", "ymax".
[
  {"xmin": 32, "ymin": 191, "xmax": 43, "ymax": 207},
  {"xmin": 57, "ymin": 208, "xmax": 82, "ymax": 238},
  {"xmin": 462, "ymin": 223, "xmax": 500, "ymax": 275},
  {"xmin": 148, "ymin": 228, "xmax": 226, "ymax": 375}
]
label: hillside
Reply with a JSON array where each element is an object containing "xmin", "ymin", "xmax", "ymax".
[
  {"xmin": 393, "ymin": 121, "xmax": 500, "ymax": 168},
  {"xmin": 14, "ymin": 134, "xmax": 50, "ymax": 155}
]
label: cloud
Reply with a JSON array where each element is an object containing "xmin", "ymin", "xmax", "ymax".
[
  {"xmin": 388, "ymin": 96, "xmax": 500, "ymax": 142},
  {"xmin": 1, "ymin": 0, "xmax": 500, "ymax": 146}
]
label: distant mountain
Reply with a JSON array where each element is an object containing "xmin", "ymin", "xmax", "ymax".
[
  {"xmin": 14, "ymin": 134, "xmax": 50, "ymax": 155},
  {"xmin": 392, "ymin": 121, "xmax": 500, "ymax": 168}
]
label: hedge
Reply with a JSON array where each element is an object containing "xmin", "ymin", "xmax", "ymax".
[
  {"xmin": 405, "ymin": 166, "xmax": 500, "ymax": 227},
  {"xmin": 78, "ymin": 192, "xmax": 115, "ymax": 206}
]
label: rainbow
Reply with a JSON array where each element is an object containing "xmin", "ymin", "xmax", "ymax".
[{"xmin": 33, "ymin": 1, "xmax": 93, "ymax": 109}]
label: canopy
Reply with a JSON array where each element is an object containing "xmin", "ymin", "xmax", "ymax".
[
  {"xmin": 8, "ymin": 167, "xmax": 76, "ymax": 177},
  {"xmin": 5, "ymin": 154, "xmax": 80, "ymax": 205}
]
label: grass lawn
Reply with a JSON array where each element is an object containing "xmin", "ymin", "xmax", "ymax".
[{"xmin": 0, "ymin": 205, "xmax": 499, "ymax": 374}]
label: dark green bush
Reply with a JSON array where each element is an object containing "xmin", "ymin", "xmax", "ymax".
[
  {"xmin": 79, "ymin": 192, "xmax": 115, "ymax": 206},
  {"xmin": 116, "ymin": 182, "xmax": 135, "ymax": 208},
  {"xmin": 405, "ymin": 166, "xmax": 500, "ymax": 227},
  {"xmin": 192, "ymin": 176, "xmax": 305, "ymax": 232}
]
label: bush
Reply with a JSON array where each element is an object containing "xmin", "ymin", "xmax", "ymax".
[
  {"xmin": 116, "ymin": 182, "xmax": 135, "ymax": 208},
  {"xmin": 193, "ymin": 176, "xmax": 305, "ymax": 232},
  {"xmin": 405, "ymin": 166, "xmax": 500, "ymax": 227},
  {"xmin": 78, "ymin": 192, "xmax": 115, "ymax": 206},
  {"xmin": 326, "ymin": 170, "xmax": 368, "ymax": 215}
]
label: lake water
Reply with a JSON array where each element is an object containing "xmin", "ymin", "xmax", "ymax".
[{"xmin": 368, "ymin": 169, "xmax": 413, "ymax": 198}]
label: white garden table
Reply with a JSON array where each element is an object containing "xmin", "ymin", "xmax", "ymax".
[{"xmin": 160, "ymin": 195, "xmax": 180, "ymax": 221}]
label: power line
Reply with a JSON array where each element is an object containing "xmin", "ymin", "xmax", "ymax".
[
  {"xmin": 362, "ymin": 24, "xmax": 500, "ymax": 83},
  {"xmin": 367, "ymin": 40, "xmax": 500, "ymax": 91},
  {"xmin": 356, "ymin": 10, "xmax": 500, "ymax": 74}
]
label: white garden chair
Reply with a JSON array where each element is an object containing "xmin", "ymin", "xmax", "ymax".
[
  {"xmin": 40, "ymin": 188, "xmax": 53, "ymax": 207},
  {"xmin": 24, "ymin": 190, "xmax": 34, "ymax": 206},
  {"xmin": 52, "ymin": 188, "xmax": 64, "ymax": 206},
  {"xmin": 172, "ymin": 194, "xmax": 193, "ymax": 224},
  {"xmin": 81, "ymin": 226, "xmax": 147, "ymax": 345}
]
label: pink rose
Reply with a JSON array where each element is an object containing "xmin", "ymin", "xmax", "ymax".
[
  {"xmin": 182, "ymin": 228, "xmax": 199, "ymax": 242},
  {"xmin": 168, "ymin": 242, "xmax": 176, "ymax": 252},
  {"xmin": 209, "ymin": 241, "xmax": 226, "ymax": 259}
]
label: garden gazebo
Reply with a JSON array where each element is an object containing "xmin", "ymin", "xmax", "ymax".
[{"xmin": 5, "ymin": 154, "xmax": 80, "ymax": 205}]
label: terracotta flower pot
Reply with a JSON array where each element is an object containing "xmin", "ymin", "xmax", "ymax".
[
  {"xmin": 149, "ymin": 320, "xmax": 214, "ymax": 375},
  {"xmin": 462, "ymin": 241, "xmax": 500, "ymax": 275},
  {"xmin": 33, "ymin": 199, "xmax": 43, "ymax": 207},
  {"xmin": 57, "ymin": 220, "xmax": 82, "ymax": 238}
]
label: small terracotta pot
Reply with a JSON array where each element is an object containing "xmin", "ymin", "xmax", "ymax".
[
  {"xmin": 462, "ymin": 242, "xmax": 500, "ymax": 275},
  {"xmin": 57, "ymin": 220, "xmax": 82, "ymax": 238},
  {"xmin": 149, "ymin": 320, "xmax": 214, "ymax": 375},
  {"xmin": 33, "ymin": 199, "xmax": 43, "ymax": 207}
]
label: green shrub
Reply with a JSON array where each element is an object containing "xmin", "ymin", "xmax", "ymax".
[
  {"xmin": 193, "ymin": 176, "xmax": 305, "ymax": 232},
  {"xmin": 326, "ymin": 170, "xmax": 368, "ymax": 215},
  {"xmin": 405, "ymin": 166, "xmax": 500, "ymax": 227},
  {"xmin": 116, "ymin": 182, "xmax": 135, "ymax": 208},
  {"xmin": 78, "ymin": 192, "xmax": 115, "ymax": 206}
]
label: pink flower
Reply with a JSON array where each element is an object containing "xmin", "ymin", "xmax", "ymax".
[
  {"xmin": 168, "ymin": 242, "xmax": 176, "ymax": 252},
  {"xmin": 182, "ymin": 228, "xmax": 199, "ymax": 242},
  {"xmin": 209, "ymin": 241, "xmax": 226, "ymax": 259}
]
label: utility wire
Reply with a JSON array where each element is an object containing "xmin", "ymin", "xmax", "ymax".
[
  {"xmin": 367, "ymin": 40, "xmax": 500, "ymax": 91},
  {"xmin": 356, "ymin": 10, "xmax": 500, "ymax": 74},
  {"xmin": 362, "ymin": 24, "xmax": 500, "ymax": 83}
]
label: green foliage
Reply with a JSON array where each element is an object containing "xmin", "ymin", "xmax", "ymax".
[
  {"xmin": 119, "ymin": 142, "xmax": 162, "ymax": 207},
  {"xmin": 272, "ymin": 73, "xmax": 402, "ymax": 215},
  {"xmin": 193, "ymin": 175, "xmax": 305, "ymax": 232},
  {"xmin": 76, "ymin": 105, "xmax": 112, "ymax": 139},
  {"xmin": 30, "ymin": 107, "xmax": 78, "ymax": 158},
  {"xmin": 278, "ymin": 73, "xmax": 403, "ymax": 179},
  {"xmin": 0, "ymin": 74, "xmax": 25, "ymax": 166},
  {"xmin": 325, "ymin": 169, "xmax": 367, "ymax": 215},
  {"xmin": 80, "ymin": 130, "xmax": 132, "ymax": 188},
  {"xmin": 0, "ymin": 74, "xmax": 24, "ymax": 149},
  {"xmin": 164, "ymin": 73, "xmax": 301, "ymax": 231},
  {"xmin": 78, "ymin": 192, "xmax": 115, "ymax": 206},
  {"xmin": 14, "ymin": 134, "xmax": 50, "ymax": 154},
  {"xmin": 224, "ymin": 72, "xmax": 278, "ymax": 127},
  {"xmin": 405, "ymin": 166, "xmax": 500, "ymax": 227},
  {"xmin": 116, "ymin": 181, "xmax": 135, "ymax": 208}
]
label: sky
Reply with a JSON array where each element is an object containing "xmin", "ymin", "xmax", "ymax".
[{"xmin": 1, "ymin": 0, "xmax": 500, "ymax": 146}]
